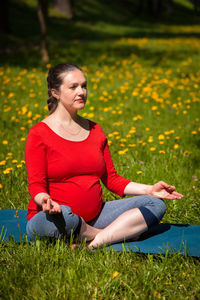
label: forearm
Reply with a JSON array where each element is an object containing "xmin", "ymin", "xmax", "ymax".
[
  {"xmin": 34, "ymin": 192, "xmax": 50, "ymax": 206},
  {"xmin": 123, "ymin": 182, "xmax": 153, "ymax": 196}
]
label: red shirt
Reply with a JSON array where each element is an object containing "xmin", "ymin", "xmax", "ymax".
[{"xmin": 25, "ymin": 121, "xmax": 131, "ymax": 221}]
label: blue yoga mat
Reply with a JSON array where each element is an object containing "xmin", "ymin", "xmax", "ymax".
[{"xmin": 0, "ymin": 209, "xmax": 200, "ymax": 257}]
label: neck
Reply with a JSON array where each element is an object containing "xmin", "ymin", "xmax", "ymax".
[{"xmin": 52, "ymin": 105, "xmax": 80, "ymax": 124}]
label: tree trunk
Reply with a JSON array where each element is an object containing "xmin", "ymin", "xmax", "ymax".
[
  {"xmin": 0, "ymin": 0, "xmax": 11, "ymax": 33},
  {"xmin": 37, "ymin": 0, "xmax": 49, "ymax": 63},
  {"xmin": 54, "ymin": 0, "xmax": 73, "ymax": 19}
]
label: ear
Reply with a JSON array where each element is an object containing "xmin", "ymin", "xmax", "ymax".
[{"xmin": 51, "ymin": 89, "xmax": 60, "ymax": 100}]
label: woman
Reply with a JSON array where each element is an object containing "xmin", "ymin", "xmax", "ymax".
[{"xmin": 25, "ymin": 63, "xmax": 184, "ymax": 248}]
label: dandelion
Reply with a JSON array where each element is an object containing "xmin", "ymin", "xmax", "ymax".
[
  {"xmin": 112, "ymin": 271, "xmax": 119, "ymax": 279},
  {"xmin": 0, "ymin": 184, "xmax": 2, "ymax": 189},
  {"xmin": 137, "ymin": 171, "xmax": 142, "ymax": 174},
  {"xmin": 158, "ymin": 134, "xmax": 164, "ymax": 140},
  {"xmin": 152, "ymin": 106, "xmax": 158, "ymax": 111},
  {"xmin": 12, "ymin": 159, "xmax": 18, "ymax": 163},
  {"xmin": 192, "ymin": 131, "xmax": 197, "ymax": 135},
  {"xmin": 0, "ymin": 160, "xmax": 6, "ymax": 165},
  {"xmin": 46, "ymin": 63, "xmax": 51, "ymax": 69},
  {"xmin": 118, "ymin": 148, "xmax": 128, "ymax": 155},
  {"xmin": 17, "ymin": 164, "xmax": 22, "ymax": 168},
  {"xmin": 159, "ymin": 150, "xmax": 165, "ymax": 154},
  {"xmin": 21, "ymin": 137, "xmax": 26, "ymax": 141},
  {"xmin": 150, "ymin": 147, "xmax": 156, "ymax": 151},
  {"xmin": 88, "ymin": 113, "xmax": 94, "ymax": 118},
  {"xmin": 2, "ymin": 140, "xmax": 8, "ymax": 145},
  {"xmin": 148, "ymin": 136, "xmax": 153, "ymax": 143},
  {"xmin": 3, "ymin": 168, "xmax": 12, "ymax": 174},
  {"xmin": 174, "ymin": 144, "xmax": 179, "ymax": 149}
]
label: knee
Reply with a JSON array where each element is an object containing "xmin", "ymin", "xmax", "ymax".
[
  {"xmin": 60, "ymin": 205, "xmax": 82, "ymax": 236},
  {"xmin": 149, "ymin": 196, "xmax": 166, "ymax": 221}
]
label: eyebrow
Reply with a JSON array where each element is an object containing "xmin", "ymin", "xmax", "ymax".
[{"xmin": 69, "ymin": 80, "xmax": 87, "ymax": 85}]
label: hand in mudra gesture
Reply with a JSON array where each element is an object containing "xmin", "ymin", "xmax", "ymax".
[
  {"xmin": 42, "ymin": 197, "xmax": 61, "ymax": 214},
  {"xmin": 149, "ymin": 181, "xmax": 184, "ymax": 200}
]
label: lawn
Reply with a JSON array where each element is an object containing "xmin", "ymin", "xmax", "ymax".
[{"xmin": 0, "ymin": 0, "xmax": 200, "ymax": 299}]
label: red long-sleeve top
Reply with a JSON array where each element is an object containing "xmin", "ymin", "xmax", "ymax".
[{"xmin": 25, "ymin": 120, "xmax": 131, "ymax": 221}]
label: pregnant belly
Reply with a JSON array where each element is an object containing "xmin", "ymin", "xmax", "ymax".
[{"xmin": 49, "ymin": 178, "xmax": 103, "ymax": 222}]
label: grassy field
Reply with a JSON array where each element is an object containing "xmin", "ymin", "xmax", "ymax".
[{"xmin": 0, "ymin": 0, "xmax": 200, "ymax": 299}]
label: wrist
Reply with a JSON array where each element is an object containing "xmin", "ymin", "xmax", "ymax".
[
  {"xmin": 145, "ymin": 185, "xmax": 153, "ymax": 195},
  {"xmin": 34, "ymin": 193, "xmax": 50, "ymax": 206}
]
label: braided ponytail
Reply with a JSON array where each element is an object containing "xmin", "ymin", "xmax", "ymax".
[
  {"xmin": 47, "ymin": 89, "xmax": 58, "ymax": 115},
  {"xmin": 46, "ymin": 63, "xmax": 84, "ymax": 115}
]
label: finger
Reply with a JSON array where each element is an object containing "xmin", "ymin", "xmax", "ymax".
[
  {"xmin": 46, "ymin": 198, "xmax": 51, "ymax": 211},
  {"xmin": 172, "ymin": 192, "xmax": 184, "ymax": 198},
  {"xmin": 167, "ymin": 185, "xmax": 176, "ymax": 192},
  {"xmin": 159, "ymin": 181, "xmax": 170, "ymax": 188}
]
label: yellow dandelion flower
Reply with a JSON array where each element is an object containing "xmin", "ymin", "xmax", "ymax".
[
  {"xmin": 8, "ymin": 92, "xmax": 14, "ymax": 98},
  {"xmin": 137, "ymin": 171, "xmax": 142, "ymax": 174},
  {"xmin": 29, "ymin": 93, "xmax": 36, "ymax": 98},
  {"xmin": 158, "ymin": 134, "xmax": 164, "ymax": 140},
  {"xmin": 12, "ymin": 159, "xmax": 18, "ymax": 163},
  {"xmin": 152, "ymin": 106, "xmax": 158, "ymax": 111},
  {"xmin": 21, "ymin": 160, "xmax": 25, "ymax": 164},
  {"xmin": 0, "ymin": 184, "xmax": 2, "ymax": 189},
  {"xmin": 159, "ymin": 141, "xmax": 164, "ymax": 144},
  {"xmin": 21, "ymin": 137, "xmax": 26, "ymax": 141},
  {"xmin": 0, "ymin": 160, "xmax": 6, "ymax": 165},
  {"xmin": 159, "ymin": 150, "xmax": 165, "ymax": 154},
  {"xmin": 46, "ymin": 63, "xmax": 51, "ymax": 69},
  {"xmin": 192, "ymin": 131, "xmax": 197, "ymax": 135},
  {"xmin": 150, "ymin": 147, "xmax": 156, "ymax": 151},
  {"xmin": 87, "ymin": 113, "xmax": 94, "ymax": 118},
  {"xmin": 2, "ymin": 140, "xmax": 8, "ymax": 145},
  {"xmin": 148, "ymin": 136, "xmax": 153, "ymax": 143},
  {"xmin": 17, "ymin": 164, "xmax": 22, "ymax": 168},
  {"xmin": 145, "ymin": 128, "xmax": 150, "ymax": 131},
  {"xmin": 128, "ymin": 144, "xmax": 136, "ymax": 147},
  {"xmin": 174, "ymin": 144, "xmax": 179, "ymax": 149},
  {"xmin": 112, "ymin": 271, "xmax": 119, "ymax": 279}
]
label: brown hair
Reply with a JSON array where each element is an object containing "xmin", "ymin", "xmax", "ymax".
[{"xmin": 47, "ymin": 63, "xmax": 84, "ymax": 114}]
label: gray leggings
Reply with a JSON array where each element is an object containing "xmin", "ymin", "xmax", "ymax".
[{"xmin": 26, "ymin": 196, "xmax": 166, "ymax": 240}]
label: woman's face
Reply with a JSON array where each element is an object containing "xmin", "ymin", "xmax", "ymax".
[{"xmin": 52, "ymin": 69, "xmax": 87, "ymax": 112}]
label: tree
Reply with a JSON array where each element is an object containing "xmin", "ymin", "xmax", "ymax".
[{"xmin": 37, "ymin": 0, "xmax": 49, "ymax": 63}]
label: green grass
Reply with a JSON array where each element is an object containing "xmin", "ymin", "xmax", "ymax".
[{"xmin": 0, "ymin": 0, "xmax": 200, "ymax": 299}]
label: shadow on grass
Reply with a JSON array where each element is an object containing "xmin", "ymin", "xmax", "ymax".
[{"xmin": 0, "ymin": 0, "xmax": 199, "ymax": 68}]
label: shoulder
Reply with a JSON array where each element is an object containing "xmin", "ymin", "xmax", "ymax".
[
  {"xmin": 27, "ymin": 122, "xmax": 47, "ymax": 140},
  {"xmin": 89, "ymin": 120, "xmax": 106, "ymax": 135}
]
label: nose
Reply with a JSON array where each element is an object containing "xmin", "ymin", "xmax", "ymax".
[{"xmin": 77, "ymin": 86, "xmax": 84, "ymax": 95}]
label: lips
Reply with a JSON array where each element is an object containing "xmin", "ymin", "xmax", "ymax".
[{"xmin": 76, "ymin": 98, "xmax": 84, "ymax": 103}]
